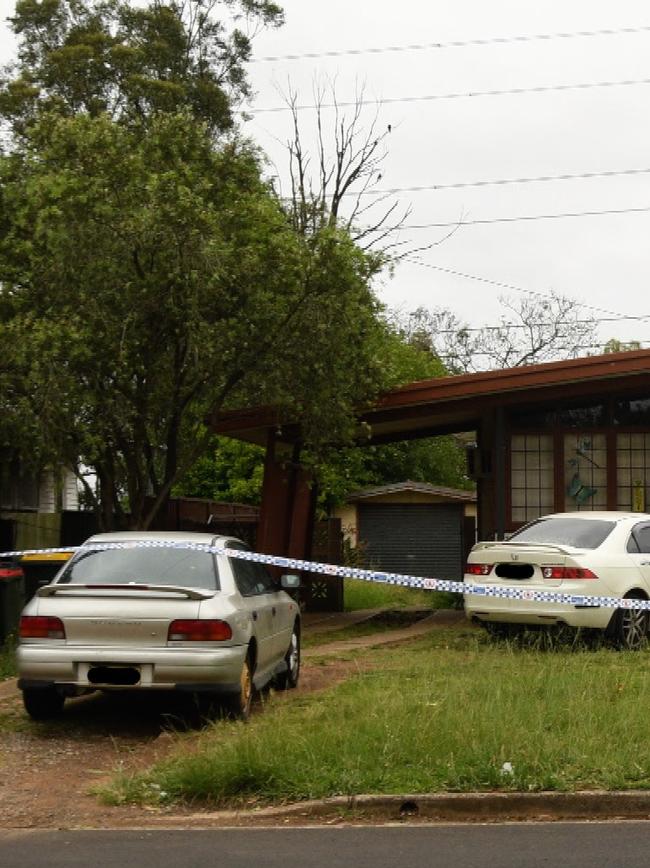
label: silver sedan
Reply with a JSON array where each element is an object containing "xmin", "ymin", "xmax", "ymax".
[{"xmin": 17, "ymin": 532, "xmax": 301, "ymax": 719}]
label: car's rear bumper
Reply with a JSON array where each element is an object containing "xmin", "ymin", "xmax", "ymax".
[
  {"xmin": 463, "ymin": 583, "xmax": 613, "ymax": 629},
  {"xmin": 17, "ymin": 643, "xmax": 247, "ymax": 692}
]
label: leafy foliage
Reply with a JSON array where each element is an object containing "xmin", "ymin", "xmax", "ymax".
[
  {"xmin": 172, "ymin": 436, "xmax": 264, "ymax": 504},
  {"xmin": 0, "ymin": 109, "xmax": 387, "ymax": 527},
  {"xmin": 0, "ymin": 1, "xmax": 403, "ymax": 529},
  {"xmin": 1, "ymin": 0, "xmax": 283, "ymax": 137}
]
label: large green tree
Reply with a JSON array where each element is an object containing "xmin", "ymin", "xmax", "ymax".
[
  {"xmin": 0, "ymin": 2, "xmax": 394, "ymax": 529},
  {"xmin": 1, "ymin": 109, "xmax": 386, "ymax": 528}
]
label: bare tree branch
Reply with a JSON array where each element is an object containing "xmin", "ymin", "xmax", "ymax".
[
  {"xmin": 395, "ymin": 294, "xmax": 599, "ymax": 373},
  {"xmin": 282, "ymin": 78, "xmax": 436, "ymax": 258}
]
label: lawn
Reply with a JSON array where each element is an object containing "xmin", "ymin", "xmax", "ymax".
[
  {"xmin": 343, "ymin": 577, "xmax": 460, "ymax": 611},
  {"xmin": 105, "ymin": 627, "xmax": 650, "ymax": 808}
]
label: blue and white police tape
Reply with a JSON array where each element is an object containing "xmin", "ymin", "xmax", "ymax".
[{"xmin": 1, "ymin": 539, "xmax": 649, "ymax": 612}]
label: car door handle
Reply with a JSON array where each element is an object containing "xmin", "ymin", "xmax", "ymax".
[{"xmin": 272, "ymin": 607, "xmax": 277, "ymax": 616}]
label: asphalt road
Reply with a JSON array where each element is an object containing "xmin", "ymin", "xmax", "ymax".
[{"xmin": 2, "ymin": 824, "xmax": 650, "ymax": 868}]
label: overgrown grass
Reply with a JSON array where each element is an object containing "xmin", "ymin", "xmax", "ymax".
[
  {"xmin": 0, "ymin": 634, "xmax": 17, "ymax": 680},
  {"xmin": 104, "ymin": 629, "xmax": 650, "ymax": 807},
  {"xmin": 344, "ymin": 578, "xmax": 459, "ymax": 612}
]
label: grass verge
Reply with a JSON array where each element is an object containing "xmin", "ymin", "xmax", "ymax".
[
  {"xmin": 344, "ymin": 578, "xmax": 459, "ymax": 612},
  {"xmin": 103, "ymin": 628, "xmax": 650, "ymax": 808}
]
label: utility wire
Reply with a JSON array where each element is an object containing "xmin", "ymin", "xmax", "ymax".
[
  {"xmin": 437, "ymin": 341, "xmax": 650, "ymax": 359},
  {"xmin": 404, "ymin": 204, "xmax": 650, "ymax": 229},
  {"xmin": 247, "ymin": 76, "xmax": 650, "ymax": 113},
  {"xmin": 410, "ymin": 261, "xmax": 633, "ymax": 320},
  {"xmin": 356, "ymin": 167, "xmax": 650, "ymax": 198},
  {"xmin": 433, "ymin": 314, "xmax": 650, "ymax": 334},
  {"xmin": 254, "ymin": 24, "xmax": 650, "ymax": 62}
]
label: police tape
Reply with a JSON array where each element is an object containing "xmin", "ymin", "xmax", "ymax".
[{"xmin": 1, "ymin": 540, "xmax": 649, "ymax": 612}]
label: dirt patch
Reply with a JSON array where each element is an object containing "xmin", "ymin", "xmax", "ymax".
[{"xmin": 0, "ymin": 655, "xmax": 371, "ymax": 830}]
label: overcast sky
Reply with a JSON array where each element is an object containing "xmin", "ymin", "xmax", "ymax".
[{"xmin": 2, "ymin": 0, "xmax": 650, "ymax": 352}]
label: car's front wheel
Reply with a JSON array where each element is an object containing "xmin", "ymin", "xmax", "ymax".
[
  {"xmin": 610, "ymin": 593, "xmax": 649, "ymax": 650},
  {"xmin": 275, "ymin": 622, "xmax": 300, "ymax": 690},
  {"xmin": 22, "ymin": 686, "xmax": 64, "ymax": 720}
]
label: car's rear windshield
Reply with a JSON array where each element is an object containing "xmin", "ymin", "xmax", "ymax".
[
  {"xmin": 508, "ymin": 517, "xmax": 616, "ymax": 549},
  {"xmin": 56, "ymin": 544, "xmax": 220, "ymax": 591}
]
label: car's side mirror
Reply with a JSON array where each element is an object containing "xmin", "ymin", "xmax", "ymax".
[{"xmin": 280, "ymin": 573, "xmax": 301, "ymax": 590}]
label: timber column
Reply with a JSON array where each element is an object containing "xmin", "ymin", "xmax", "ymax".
[{"xmin": 256, "ymin": 432, "xmax": 316, "ymax": 560}]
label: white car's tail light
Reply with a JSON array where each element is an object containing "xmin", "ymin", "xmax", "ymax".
[
  {"xmin": 20, "ymin": 616, "xmax": 66, "ymax": 639},
  {"xmin": 465, "ymin": 563, "xmax": 494, "ymax": 576},
  {"xmin": 542, "ymin": 566, "xmax": 598, "ymax": 580},
  {"xmin": 167, "ymin": 619, "xmax": 232, "ymax": 642}
]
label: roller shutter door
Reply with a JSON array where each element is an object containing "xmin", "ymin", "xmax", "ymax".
[{"xmin": 358, "ymin": 503, "xmax": 464, "ymax": 580}]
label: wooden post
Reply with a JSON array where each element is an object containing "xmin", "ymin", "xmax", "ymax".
[{"xmin": 257, "ymin": 433, "xmax": 315, "ymax": 562}]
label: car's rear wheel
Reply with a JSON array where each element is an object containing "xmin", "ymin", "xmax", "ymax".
[
  {"xmin": 610, "ymin": 592, "xmax": 649, "ymax": 650},
  {"xmin": 275, "ymin": 622, "xmax": 300, "ymax": 690},
  {"xmin": 22, "ymin": 686, "xmax": 64, "ymax": 720},
  {"xmin": 225, "ymin": 651, "xmax": 254, "ymax": 720}
]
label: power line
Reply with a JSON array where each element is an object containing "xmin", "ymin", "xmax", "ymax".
[
  {"xmin": 410, "ymin": 262, "xmax": 633, "ymax": 320},
  {"xmin": 404, "ymin": 204, "xmax": 650, "ymax": 230},
  {"xmin": 436, "ymin": 341, "xmax": 650, "ymax": 360},
  {"xmin": 248, "ymin": 76, "xmax": 650, "ymax": 113},
  {"xmin": 254, "ymin": 24, "xmax": 650, "ymax": 63},
  {"xmin": 357, "ymin": 167, "xmax": 650, "ymax": 198},
  {"xmin": 433, "ymin": 314, "xmax": 650, "ymax": 334}
]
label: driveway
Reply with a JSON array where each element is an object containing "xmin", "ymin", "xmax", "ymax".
[{"xmin": 0, "ymin": 608, "xmax": 455, "ymax": 829}]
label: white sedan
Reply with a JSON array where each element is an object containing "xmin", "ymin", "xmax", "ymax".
[
  {"xmin": 464, "ymin": 512, "xmax": 650, "ymax": 649},
  {"xmin": 17, "ymin": 532, "xmax": 301, "ymax": 719}
]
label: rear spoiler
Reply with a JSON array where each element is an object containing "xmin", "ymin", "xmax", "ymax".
[
  {"xmin": 472, "ymin": 541, "xmax": 579, "ymax": 556},
  {"xmin": 37, "ymin": 583, "xmax": 215, "ymax": 600}
]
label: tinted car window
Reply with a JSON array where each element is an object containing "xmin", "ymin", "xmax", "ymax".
[
  {"xmin": 628, "ymin": 524, "xmax": 650, "ymax": 554},
  {"xmin": 229, "ymin": 543, "xmax": 275, "ymax": 596},
  {"xmin": 57, "ymin": 545, "xmax": 220, "ymax": 591},
  {"xmin": 509, "ymin": 517, "xmax": 615, "ymax": 549}
]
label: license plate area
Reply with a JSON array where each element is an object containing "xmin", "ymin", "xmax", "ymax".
[
  {"xmin": 495, "ymin": 563, "xmax": 534, "ymax": 580},
  {"xmin": 88, "ymin": 665, "xmax": 140, "ymax": 687},
  {"xmin": 85, "ymin": 664, "xmax": 142, "ymax": 686}
]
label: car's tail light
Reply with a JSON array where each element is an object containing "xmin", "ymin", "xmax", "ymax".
[
  {"xmin": 465, "ymin": 563, "xmax": 494, "ymax": 576},
  {"xmin": 0, "ymin": 567, "xmax": 24, "ymax": 579},
  {"xmin": 542, "ymin": 566, "xmax": 598, "ymax": 580},
  {"xmin": 167, "ymin": 619, "xmax": 232, "ymax": 642},
  {"xmin": 19, "ymin": 616, "xmax": 66, "ymax": 639}
]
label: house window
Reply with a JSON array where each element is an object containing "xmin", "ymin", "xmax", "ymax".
[
  {"xmin": 0, "ymin": 468, "xmax": 39, "ymax": 511},
  {"xmin": 510, "ymin": 434, "xmax": 554, "ymax": 523},
  {"xmin": 564, "ymin": 433, "xmax": 608, "ymax": 511},
  {"xmin": 617, "ymin": 433, "xmax": 650, "ymax": 511}
]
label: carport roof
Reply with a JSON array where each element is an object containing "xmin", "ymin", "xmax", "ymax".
[{"xmin": 210, "ymin": 349, "xmax": 650, "ymax": 446}]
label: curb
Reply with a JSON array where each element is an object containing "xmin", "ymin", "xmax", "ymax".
[{"xmin": 162, "ymin": 791, "xmax": 650, "ymax": 826}]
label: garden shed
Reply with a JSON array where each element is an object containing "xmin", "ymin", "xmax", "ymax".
[{"xmin": 333, "ymin": 481, "xmax": 476, "ymax": 581}]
